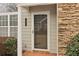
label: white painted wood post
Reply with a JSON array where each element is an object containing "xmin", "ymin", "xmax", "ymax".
[{"xmin": 18, "ymin": 6, "xmax": 22, "ymax": 56}]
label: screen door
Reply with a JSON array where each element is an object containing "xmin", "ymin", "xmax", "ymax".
[{"xmin": 34, "ymin": 14, "xmax": 47, "ymax": 49}]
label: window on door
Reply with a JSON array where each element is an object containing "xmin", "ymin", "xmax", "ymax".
[{"xmin": 34, "ymin": 14, "xmax": 47, "ymax": 49}]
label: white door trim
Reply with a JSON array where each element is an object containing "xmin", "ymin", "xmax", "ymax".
[{"xmin": 31, "ymin": 11, "xmax": 50, "ymax": 51}]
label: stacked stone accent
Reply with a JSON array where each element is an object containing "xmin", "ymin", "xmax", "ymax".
[{"xmin": 58, "ymin": 3, "xmax": 79, "ymax": 54}]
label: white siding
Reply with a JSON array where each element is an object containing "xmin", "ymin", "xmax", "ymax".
[{"xmin": 21, "ymin": 7, "xmax": 32, "ymax": 50}]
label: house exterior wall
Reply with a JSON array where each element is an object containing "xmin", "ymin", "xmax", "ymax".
[
  {"xmin": 20, "ymin": 4, "xmax": 57, "ymax": 53},
  {"xmin": 20, "ymin": 7, "xmax": 32, "ymax": 50},
  {"xmin": 58, "ymin": 3, "xmax": 79, "ymax": 54}
]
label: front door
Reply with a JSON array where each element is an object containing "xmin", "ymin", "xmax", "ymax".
[{"xmin": 32, "ymin": 12, "xmax": 49, "ymax": 50}]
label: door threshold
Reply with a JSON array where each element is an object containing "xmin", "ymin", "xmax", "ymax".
[
  {"xmin": 33, "ymin": 48, "xmax": 49, "ymax": 51},
  {"xmin": 32, "ymin": 50, "xmax": 50, "ymax": 53}
]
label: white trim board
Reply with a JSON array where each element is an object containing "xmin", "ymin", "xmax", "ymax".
[{"xmin": 0, "ymin": 12, "xmax": 18, "ymax": 15}]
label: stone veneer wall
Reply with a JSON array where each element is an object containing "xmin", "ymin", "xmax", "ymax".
[{"xmin": 58, "ymin": 3, "xmax": 79, "ymax": 54}]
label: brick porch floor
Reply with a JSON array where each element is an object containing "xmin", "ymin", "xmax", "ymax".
[{"xmin": 22, "ymin": 50, "xmax": 57, "ymax": 56}]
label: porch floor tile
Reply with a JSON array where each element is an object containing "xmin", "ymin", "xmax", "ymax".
[{"xmin": 22, "ymin": 50, "xmax": 57, "ymax": 56}]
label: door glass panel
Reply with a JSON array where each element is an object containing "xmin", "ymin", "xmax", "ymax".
[{"xmin": 34, "ymin": 14, "xmax": 47, "ymax": 49}]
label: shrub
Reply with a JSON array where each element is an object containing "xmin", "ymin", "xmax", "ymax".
[
  {"xmin": 65, "ymin": 33, "xmax": 79, "ymax": 56},
  {"xmin": 3, "ymin": 37, "xmax": 17, "ymax": 56}
]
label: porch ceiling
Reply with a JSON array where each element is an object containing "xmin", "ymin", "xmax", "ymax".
[{"xmin": 17, "ymin": 3, "xmax": 53, "ymax": 7}]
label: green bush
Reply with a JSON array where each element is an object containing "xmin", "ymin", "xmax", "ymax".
[
  {"xmin": 3, "ymin": 37, "xmax": 17, "ymax": 56},
  {"xmin": 65, "ymin": 33, "xmax": 79, "ymax": 56}
]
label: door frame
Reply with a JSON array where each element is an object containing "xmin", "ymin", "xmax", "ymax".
[{"xmin": 31, "ymin": 11, "xmax": 50, "ymax": 51}]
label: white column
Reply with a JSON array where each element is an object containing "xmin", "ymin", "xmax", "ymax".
[{"xmin": 17, "ymin": 6, "xmax": 22, "ymax": 56}]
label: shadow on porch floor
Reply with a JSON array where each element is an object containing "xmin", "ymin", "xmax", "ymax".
[{"xmin": 22, "ymin": 50, "xmax": 57, "ymax": 56}]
